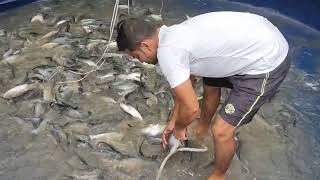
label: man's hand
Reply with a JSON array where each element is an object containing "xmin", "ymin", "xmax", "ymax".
[
  {"xmin": 162, "ymin": 120, "xmax": 175, "ymax": 148},
  {"xmin": 173, "ymin": 126, "xmax": 187, "ymax": 141},
  {"xmin": 162, "ymin": 120, "xmax": 188, "ymax": 148}
]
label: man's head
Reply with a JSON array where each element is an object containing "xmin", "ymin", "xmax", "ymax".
[{"xmin": 116, "ymin": 17, "xmax": 160, "ymax": 64}]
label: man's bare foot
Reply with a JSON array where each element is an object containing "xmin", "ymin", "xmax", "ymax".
[
  {"xmin": 208, "ymin": 174, "xmax": 225, "ymax": 180},
  {"xmin": 194, "ymin": 120, "xmax": 210, "ymax": 141}
]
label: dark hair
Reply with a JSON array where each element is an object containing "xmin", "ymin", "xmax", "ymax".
[{"xmin": 116, "ymin": 17, "xmax": 158, "ymax": 51}]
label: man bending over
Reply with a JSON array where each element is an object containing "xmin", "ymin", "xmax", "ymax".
[{"xmin": 116, "ymin": 11, "xmax": 290, "ymax": 180}]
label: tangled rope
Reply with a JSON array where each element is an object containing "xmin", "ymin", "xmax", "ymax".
[
  {"xmin": 57, "ymin": 0, "xmax": 128, "ymax": 84},
  {"xmin": 156, "ymin": 135, "xmax": 208, "ymax": 180}
]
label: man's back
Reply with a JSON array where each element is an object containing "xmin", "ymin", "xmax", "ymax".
[{"xmin": 158, "ymin": 12, "xmax": 289, "ymax": 87}]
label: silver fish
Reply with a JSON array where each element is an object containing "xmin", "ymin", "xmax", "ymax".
[
  {"xmin": 100, "ymin": 96, "xmax": 117, "ymax": 104},
  {"xmin": 32, "ymin": 109, "xmax": 59, "ymax": 134},
  {"xmin": 98, "ymin": 72, "xmax": 116, "ymax": 80},
  {"xmin": 2, "ymin": 54, "xmax": 19, "ymax": 65},
  {"xmin": 111, "ymin": 80, "xmax": 138, "ymax": 96},
  {"xmin": 2, "ymin": 83, "xmax": 38, "ymax": 99},
  {"xmin": 118, "ymin": 5, "xmax": 129, "ymax": 10},
  {"xmin": 41, "ymin": 42, "xmax": 59, "ymax": 49},
  {"xmin": 102, "ymin": 52, "xmax": 124, "ymax": 58},
  {"xmin": 79, "ymin": 59, "xmax": 97, "ymax": 67},
  {"xmin": 148, "ymin": 14, "xmax": 162, "ymax": 22},
  {"xmin": 142, "ymin": 91, "xmax": 158, "ymax": 106},
  {"xmin": 34, "ymin": 101, "xmax": 46, "ymax": 118},
  {"xmin": 55, "ymin": 20, "xmax": 68, "ymax": 27},
  {"xmin": 0, "ymin": 29, "xmax": 6, "ymax": 36},
  {"xmin": 106, "ymin": 41, "xmax": 118, "ymax": 51},
  {"xmin": 86, "ymin": 39, "xmax": 108, "ymax": 51},
  {"xmin": 117, "ymin": 72, "xmax": 141, "ymax": 82},
  {"xmin": 141, "ymin": 124, "xmax": 165, "ymax": 137},
  {"xmin": 66, "ymin": 169, "xmax": 106, "ymax": 180},
  {"xmin": 39, "ymin": 30, "xmax": 59, "ymax": 40},
  {"xmin": 3, "ymin": 49, "xmax": 13, "ymax": 58},
  {"xmin": 89, "ymin": 132, "xmax": 124, "ymax": 147},
  {"xmin": 31, "ymin": 14, "xmax": 44, "ymax": 23},
  {"xmin": 120, "ymin": 103, "xmax": 143, "ymax": 121}
]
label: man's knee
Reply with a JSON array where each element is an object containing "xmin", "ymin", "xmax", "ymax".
[
  {"xmin": 203, "ymin": 86, "xmax": 220, "ymax": 103},
  {"xmin": 211, "ymin": 114, "xmax": 236, "ymax": 141}
]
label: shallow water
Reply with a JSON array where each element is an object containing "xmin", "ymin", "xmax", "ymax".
[{"xmin": 0, "ymin": 0, "xmax": 319, "ymax": 179}]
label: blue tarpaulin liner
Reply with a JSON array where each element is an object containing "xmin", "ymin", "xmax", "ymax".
[
  {"xmin": 1, "ymin": 0, "xmax": 320, "ymax": 30},
  {"xmin": 0, "ymin": 0, "xmax": 37, "ymax": 12}
]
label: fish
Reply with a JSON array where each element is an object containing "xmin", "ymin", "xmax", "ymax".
[
  {"xmin": 55, "ymin": 20, "xmax": 70, "ymax": 32},
  {"xmin": 102, "ymin": 52, "xmax": 124, "ymax": 58},
  {"xmin": 89, "ymin": 132, "xmax": 124, "ymax": 147},
  {"xmin": 2, "ymin": 83, "xmax": 39, "ymax": 99},
  {"xmin": 39, "ymin": 30, "xmax": 59, "ymax": 40},
  {"xmin": 88, "ymin": 39, "xmax": 108, "ymax": 44},
  {"xmin": 141, "ymin": 124, "xmax": 165, "ymax": 137},
  {"xmin": 81, "ymin": 19, "xmax": 108, "ymax": 27},
  {"xmin": 120, "ymin": 103, "xmax": 143, "ymax": 121},
  {"xmin": 31, "ymin": 14, "xmax": 44, "ymax": 23},
  {"xmin": 80, "ymin": 19, "xmax": 98, "ymax": 26},
  {"xmin": 79, "ymin": 59, "xmax": 97, "ymax": 67},
  {"xmin": 87, "ymin": 40, "xmax": 108, "ymax": 50},
  {"xmin": 65, "ymin": 109, "xmax": 91, "ymax": 119},
  {"xmin": 117, "ymin": 72, "xmax": 141, "ymax": 82},
  {"xmin": 156, "ymin": 134, "xmax": 208, "ymax": 180},
  {"xmin": 111, "ymin": 80, "xmax": 138, "ymax": 96},
  {"xmin": 1, "ymin": 55, "xmax": 19, "ymax": 65},
  {"xmin": 148, "ymin": 14, "xmax": 162, "ymax": 22},
  {"xmin": 142, "ymin": 90, "xmax": 158, "ymax": 106},
  {"xmin": 118, "ymin": 5, "xmax": 129, "ymax": 10},
  {"xmin": 29, "ymin": 65, "xmax": 57, "ymax": 82},
  {"xmin": 65, "ymin": 169, "xmax": 106, "ymax": 180},
  {"xmin": 55, "ymin": 20, "xmax": 69, "ymax": 27},
  {"xmin": 86, "ymin": 42, "xmax": 100, "ymax": 51},
  {"xmin": 63, "ymin": 122, "xmax": 90, "ymax": 135},
  {"xmin": 41, "ymin": 82, "xmax": 55, "ymax": 102},
  {"xmin": 41, "ymin": 42, "xmax": 59, "ymax": 49},
  {"xmin": 106, "ymin": 41, "xmax": 118, "ymax": 51},
  {"xmin": 0, "ymin": 29, "xmax": 5, "ymax": 36},
  {"xmin": 101, "ymin": 96, "xmax": 117, "ymax": 104},
  {"xmin": 98, "ymin": 72, "xmax": 116, "ymax": 80},
  {"xmin": 82, "ymin": 26, "xmax": 92, "ymax": 33},
  {"xmin": 32, "ymin": 109, "xmax": 59, "ymax": 134},
  {"xmin": 3, "ymin": 49, "xmax": 13, "ymax": 58},
  {"xmin": 34, "ymin": 101, "xmax": 46, "ymax": 118}
]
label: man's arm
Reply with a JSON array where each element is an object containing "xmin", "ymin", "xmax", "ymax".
[
  {"xmin": 162, "ymin": 76, "xmax": 198, "ymax": 147},
  {"xmin": 171, "ymin": 75, "xmax": 196, "ymax": 122},
  {"xmin": 172, "ymin": 78, "xmax": 200, "ymax": 139}
]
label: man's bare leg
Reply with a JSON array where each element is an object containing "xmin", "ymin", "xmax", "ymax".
[
  {"xmin": 208, "ymin": 114, "xmax": 237, "ymax": 180},
  {"xmin": 194, "ymin": 85, "xmax": 221, "ymax": 140}
]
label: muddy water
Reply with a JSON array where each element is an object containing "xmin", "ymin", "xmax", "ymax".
[{"xmin": 0, "ymin": 0, "xmax": 319, "ymax": 180}]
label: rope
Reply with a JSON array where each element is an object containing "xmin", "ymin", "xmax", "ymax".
[
  {"xmin": 156, "ymin": 145, "xmax": 208, "ymax": 180},
  {"xmin": 57, "ymin": 0, "xmax": 121, "ymax": 84},
  {"xmin": 160, "ymin": 0, "xmax": 164, "ymax": 15},
  {"xmin": 128, "ymin": 0, "xmax": 130, "ymax": 14}
]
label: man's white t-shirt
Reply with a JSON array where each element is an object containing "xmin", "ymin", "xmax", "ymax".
[{"xmin": 157, "ymin": 11, "xmax": 289, "ymax": 88}]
